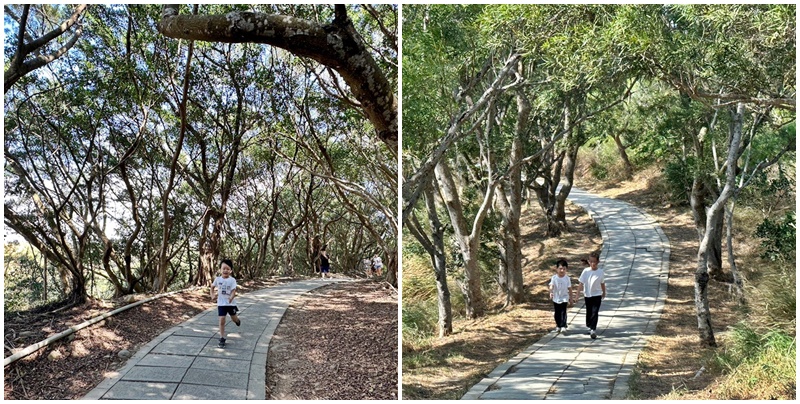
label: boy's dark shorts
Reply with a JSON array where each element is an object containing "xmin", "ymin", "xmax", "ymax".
[
  {"xmin": 321, "ymin": 264, "xmax": 330, "ymax": 273},
  {"xmin": 218, "ymin": 306, "xmax": 239, "ymax": 316}
]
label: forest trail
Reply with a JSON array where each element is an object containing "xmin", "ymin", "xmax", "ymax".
[
  {"xmin": 462, "ymin": 187, "xmax": 670, "ymax": 400},
  {"xmin": 82, "ymin": 279, "xmax": 347, "ymax": 400}
]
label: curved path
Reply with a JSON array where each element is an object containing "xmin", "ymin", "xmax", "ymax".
[
  {"xmin": 462, "ymin": 187, "xmax": 670, "ymax": 400},
  {"xmin": 83, "ymin": 279, "xmax": 346, "ymax": 400}
]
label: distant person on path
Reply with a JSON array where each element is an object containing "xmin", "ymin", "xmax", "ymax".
[
  {"xmin": 578, "ymin": 251, "xmax": 606, "ymax": 339},
  {"xmin": 320, "ymin": 246, "xmax": 331, "ymax": 280},
  {"xmin": 211, "ymin": 259, "xmax": 241, "ymax": 347},
  {"xmin": 549, "ymin": 258, "xmax": 575, "ymax": 334},
  {"xmin": 371, "ymin": 254, "xmax": 383, "ymax": 277}
]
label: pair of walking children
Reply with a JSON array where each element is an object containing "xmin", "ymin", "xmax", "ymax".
[{"xmin": 548, "ymin": 252, "xmax": 606, "ymax": 339}]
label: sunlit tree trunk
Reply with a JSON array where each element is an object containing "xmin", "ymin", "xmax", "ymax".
[{"xmin": 436, "ymin": 159, "xmax": 495, "ymax": 318}]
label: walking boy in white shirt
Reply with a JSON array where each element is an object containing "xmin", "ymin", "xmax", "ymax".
[
  {"xmin": 549, "ymin": 258, "xmax": 575, "ymax": 334},
  {"xmin": 578, "ymin": 251, "xmax": 606, "ymax": 339}
]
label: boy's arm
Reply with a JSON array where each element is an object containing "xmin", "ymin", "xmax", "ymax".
[
  {"xmin": 210, "ymin": 284, "xmax": 216, "ymax": 301},
  {"xmin": 229, "ymin": 287, "xmax": 237, "ymax": 303},
  {"xmin": 601, "ymin": 282, "xmax": 607, "ymax": 299}
]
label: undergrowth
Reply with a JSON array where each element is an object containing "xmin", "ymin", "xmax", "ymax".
[{"xmin": 712, "ymin": 323, "xmax": 796, "ymax": 399}]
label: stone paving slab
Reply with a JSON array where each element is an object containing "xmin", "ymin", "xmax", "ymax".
[
  {"xmin": 82, "ymin": 278, "xmax": 349, "ymax": 400},
  {"xmin": 463, "ymin": 187, "xmax": 669, "ymax": 400},
  {"xmin": 102, "ymin": 381, "xmax": 178, "ymax": 400},
  {"xmin": 121, "ymin": 366, "xmax": 188, "ymax": 383}
]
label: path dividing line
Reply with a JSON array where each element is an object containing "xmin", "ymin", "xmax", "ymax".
[
  {"xmin": 83, "ymin": 279, "xmax": 346, "ymax": 400},
  {"xmin": 462, "ymin": 187, "xmax": 670, "ymax": 400}
]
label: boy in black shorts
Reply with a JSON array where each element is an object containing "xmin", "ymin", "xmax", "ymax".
[{"xmin": 211, "ymin": 259, "xmax": 241, "ymax": 347}]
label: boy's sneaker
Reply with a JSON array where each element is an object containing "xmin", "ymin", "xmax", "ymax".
[
  {"xmin": 234, "ymin": 318, "xmax": 241, "ymax": 327},
  {"xmin": 590, "ymin": 330, "xmax": 597, "ymax": 339},
  {"xmin": 218, "ymin": 337, "xmax": 226, "ymax": 348},
  {"xmin": 562, "ymin": 327, "xmax": 568, "ymax": 335},
  {"xmin": 556, "ymin": 327, "xmax": 562, "ymax": 333}
]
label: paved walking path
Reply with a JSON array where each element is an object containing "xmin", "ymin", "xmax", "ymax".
[
  {"xmin": 462, "ymin": 187, "xmax": 670, "ymax": 400},
  {"xmin": 83, "ymin": 278, "xmax": 345, "ymax": 400}
]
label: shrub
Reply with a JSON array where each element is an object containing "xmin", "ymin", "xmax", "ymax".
[
  {"xmin": 662, "ymin": 157, "xmax": 695, "ymax": 204},
  {"xmin": 755, "ymin": 212, "xmax": 796, "ymax": 263}
]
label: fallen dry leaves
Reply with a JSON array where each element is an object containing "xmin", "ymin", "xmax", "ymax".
[{"xmin": 266, "ymin": 280, "xmax": 398, "ymax": 400}]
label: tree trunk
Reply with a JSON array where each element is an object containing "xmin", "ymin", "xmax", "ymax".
[
  {"xmin": 496, "ymin": 183, "xmax": 524, "ymax": 306},
  {"xmin": 706, "ymin": 210, "xmax": 725, "ymax": 281},
  {"xmin": 406, "ymin": 184, "xmax": 453, "ymax": 337},
  {"xmin": 435, "ymin": 159, "xmax": 494, "ymax": 319},
  {"xmin": 157, "ymin": 32, "xmax": 195, "ymax": 293},
  {"xmin": 554, "ymin": 142, "xmax": 579, "ymax": 225},
  {"xmin": 725, "ymin": 201, "xmax": 745, "ymax": 303},
  {"xmin": 612, "ymin": 132, "xmax": 634, "ymax": 180},
  {"xmin": 692, "ymin": 102, "xmax": 747, "ymax": 347},
  {"xmin": 695, "ymin": 239, "xmax": 717, "ymax": 347}
]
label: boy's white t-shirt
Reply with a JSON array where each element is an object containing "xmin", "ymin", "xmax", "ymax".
[
  {"xmin": 549, "ymin": 274, "xmax": 571, "ymax": 303},
  {"xmin": 373, "ymin": 257, "xmax": 383, "ymax": 267},
  {"xmin": 214, "ymin": 276, "xmax": 237, "ymax": 306},
  {"xmin": 579, "ymin": 267, "xmax": 605, "ymax": 297}
]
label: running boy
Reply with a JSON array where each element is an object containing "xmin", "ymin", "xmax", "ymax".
[
  {"xmin": 211, "ymin": 259, "xmax": 241, "ymax": 347},
  {"xmin": 578, "ymin": 252, "xmax": 606, "ymax": 339},
  {"xmin": 548, "ymin": 258, "xmax": 574, "ymax": 334}
]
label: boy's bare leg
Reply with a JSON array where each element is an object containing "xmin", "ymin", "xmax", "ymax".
[
  {"xmin": 231, "ymin": 313, "xmax": 240, "ymax": 326},
  {"xmin": 219, "ymin": 316, "xmax": 226, "ymax": 339}
]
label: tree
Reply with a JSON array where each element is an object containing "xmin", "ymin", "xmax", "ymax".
[
  {"xmin": 4, "ymin": 4, "xmax": 88, "ymax": 92},
  {"xmin": 620, "ymin": 4, "xmax": 796, "ymax": 346},
  {"xmin": 156, "ymin": 4, "xmax": 397, "ymax": 153}
]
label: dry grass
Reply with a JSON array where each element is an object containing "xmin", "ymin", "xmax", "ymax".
[{"xmin": 402, "ymin": 201, "xmax": 601, "ymax": 399}]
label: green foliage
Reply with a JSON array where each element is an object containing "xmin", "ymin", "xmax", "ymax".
[
  {"xmin": 755, "ymin": 212, "xmax": 796, "ymax": 263},
  {"xmin": 738, "ymin": 164, "xmax": 796, "ymax": 214},
  {"xmin": 4, "ymin": 244, "xmax": 65, "ymax": 312},
  {"xmin": 662, "ymin": 157, "xmax": 696, "ymax": 204},
  {"xmin": 581, "ymin": 138, "xmax": 627, "ymax": 181},
  {"xmin": 712, "ymin": 323, "xmax": 796, "ymax": 399}
]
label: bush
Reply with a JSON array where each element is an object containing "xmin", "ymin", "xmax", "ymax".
[
  {"xmin": 755, "ymin": 212, "xmax": 796, "ymax": 263},
  {"xmin": 662, "ymin": 157, "xmax": 695, "ymax": 204},
  {"xmin": 580, "ymin": 138, "xmax": 629, "ymax": 181}
]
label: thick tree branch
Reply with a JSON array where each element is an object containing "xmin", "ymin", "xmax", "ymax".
[
  {"xmin": 402, "ymin": 53, "xmax": 522, "ymax": 223},
  {"xmin": 157, "ymin": 5, "xmax": 397, "ymax": 152},
  {"xmin": 4, "ymin": 4, "xmax": 88, "ymax": 93}
]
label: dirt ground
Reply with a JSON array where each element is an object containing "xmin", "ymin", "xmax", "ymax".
[
  {"xmin": 266, "ymin": 280, "xmax": 398, "ymax": 400},
  {"xmin": 402, "ymin": 200, "xmax": 603, "ymax": 399}
]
